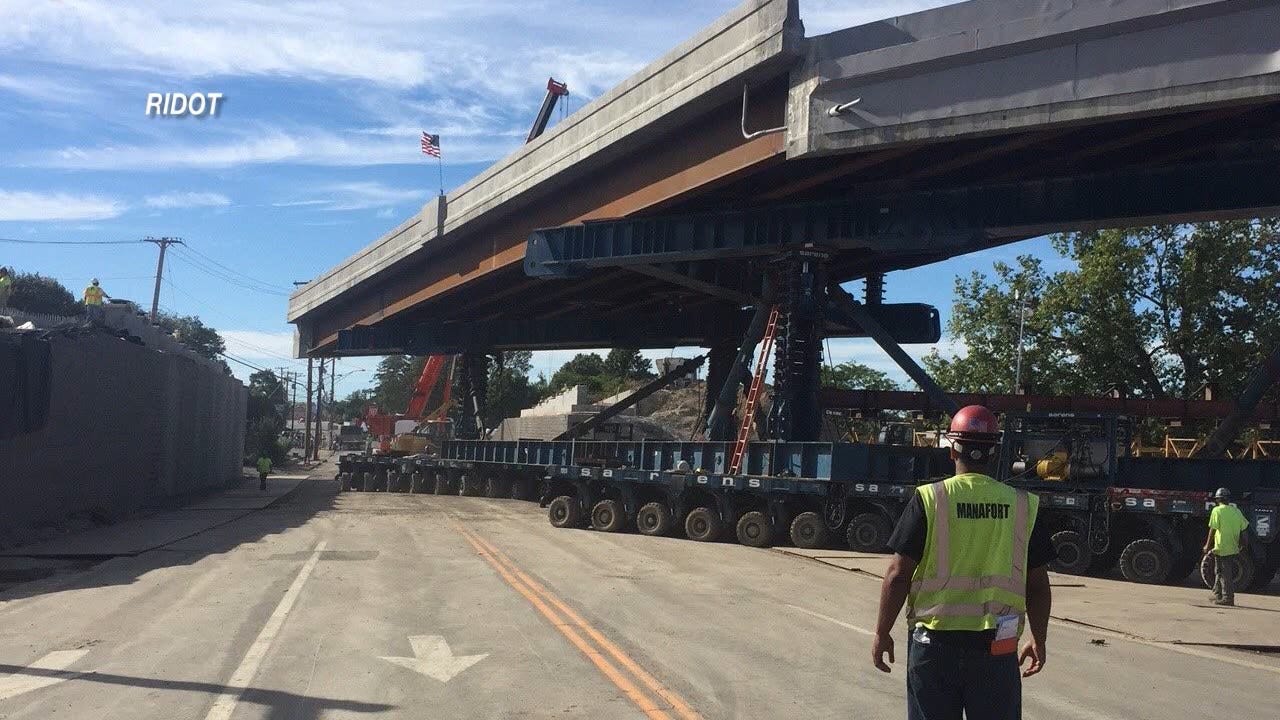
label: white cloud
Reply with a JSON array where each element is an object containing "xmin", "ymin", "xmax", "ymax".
[
  {"xmin": 0, "ymin": 189, "xmax": 125, "ymax": 221},
  {"xmin": 29, "ymin": 126, "xmax": 516, "ymax": 170},
  {"xmin": 219, "ymin": 329, "xmax": 296, "ymax": 360},
  {"xmin": 144, "ymin": 191, "xmax": 231, "ymax": 208}
]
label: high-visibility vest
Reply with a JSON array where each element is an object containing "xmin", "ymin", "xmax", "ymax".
[
  {"xmin": 83, "ymin": 286, "xmax": 104, "ymax": 305},
  {"xmin": 0, "ymin": 274, "xmax": 12, "ymax": 291},
  {"xmin": 907, "ymin": 473, "xmax": 1038, "ymax": 633}
]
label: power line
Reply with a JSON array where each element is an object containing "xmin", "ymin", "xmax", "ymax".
[
  {"xmin": 168, "ymin": 251, "xmax": 290, "ymax": 296},
  {"xmin": 171, "ymin": 244, "xmax": 289, "ymax": 294},
  {"xmin": 0, "ymin": 237, "xmax": 143, "ymax": 246},
  {"xmin": 177, "ymin": 243, "xmax": 289, "ymax": 292}
]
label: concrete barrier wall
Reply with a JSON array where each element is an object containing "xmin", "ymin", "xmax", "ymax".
[{"xmin": 0, "ymin": 332, "xmax": 246, "ymax": 540}]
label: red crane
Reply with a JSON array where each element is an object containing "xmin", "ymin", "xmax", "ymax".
[{"xmin": 365, "ymin": 355, "xmax": 455, "ymax": 453}]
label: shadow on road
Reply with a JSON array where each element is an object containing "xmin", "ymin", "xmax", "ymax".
[
  {"xmin": 0, "ymin": 475, "xmax": 339, "ymax": 603},
  {"xmin": 0, "ymin": 663, "xmax": 394, "ymax": 718}
]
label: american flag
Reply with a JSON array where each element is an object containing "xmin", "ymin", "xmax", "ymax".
[{"xmin": 420, "ymin": 131, "xmax": 441, "ymax": 158}]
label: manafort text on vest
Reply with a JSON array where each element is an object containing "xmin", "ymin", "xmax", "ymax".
[{"xmin": 955, "ymin": 502, "xmax": 1012, "ymax": 519}]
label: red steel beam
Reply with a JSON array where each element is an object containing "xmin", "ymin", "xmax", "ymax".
[{"xmin": 308, "ymin": 85, "xmax": 789, "ymax": 351}]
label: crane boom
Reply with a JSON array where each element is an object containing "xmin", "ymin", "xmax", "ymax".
[{"xmin": 526, "ymin": 77, "xmax": 569, "ymax": 143}]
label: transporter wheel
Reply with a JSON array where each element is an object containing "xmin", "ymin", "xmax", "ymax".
[
  {"xmin": 359, "ymin": 471, "xmax": 376, "ymax": 491},
  {"xmin": 846, "ymin": 512, "xmax": 891, "ymax": 553},
  {"xmin": 1118, "ymin": 538, "xmax": 1172, "ymax": 584},
  {"xmin": 1165, "ymin": 551, "xmax": 1199, "ymax": 584},
  {"xmin": 735, "ymin": 511, "xmax": 773, "ymax": 548},
  {"xmin": 409, "ymin": 472, "xmax": 428, "ymax": 493},
  {"xmin": 790, "ymin": 512, "xmax": 829, "ymax": 549},
  {"xmin": 386, "ymin": 472, "xmax": 406, "ymax": 493},
  {"xmin": 510, "ymin": 478, "xmax": 530, "ymax": 501},
  {"xmin": 1200, "ymin": 552, "xmax": 1255, "ymax": 591},
  {"xmin": 591, "ymin": 499, "xmax": 627, "ymax": 533},
  {"xmin": 1049, "ymin": 530, "xmax": 1092, "ymax": 575},
  {"xmin": 459, "ymin": 475, "xmax": 482, "ymax": 497},
  {"xmin": 337, "ymin": 473, "xmax": 351, "ymax": 491},
  {"xmin": 684, "ymin": 507, "xmax": 724, "ymax": 542},
  {"xmin": 548, "ymin": 496, "xmax": 583, "ymax": 528},
  {"xmin": 1250, "ymin": 562, "xmax": 1277, "ymax": 590},
  {"xmin": 635, "ymin": 502, "xmax": 673, "ymax": 537},
  {"xmin": 484, "ymin": 476, "xmax": 509, "ymax": 499}
]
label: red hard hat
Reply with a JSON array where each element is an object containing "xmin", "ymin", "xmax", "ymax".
[{"xmin": 946, "ymin": 405, "xmax": 1000, "ymax": 443}]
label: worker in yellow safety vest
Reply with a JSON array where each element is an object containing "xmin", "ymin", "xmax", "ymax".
[
  {"xmin": 82, "ymin": 278, "xmax": 110, "ymax": 323},
  {"xmin": 1203, "ymin": 487, "xmax": 1249, "ymax": 606},
  {"xmin": 257, "ymin": 455, "xmax": 272, "ymax": 491},
  {"xmin": 873, "ymin": 405, "xmax": 1054, "ymax": 720},
  {"xmin": 0, "ymin": 267, "xmax": 12, "ymax": 310}
]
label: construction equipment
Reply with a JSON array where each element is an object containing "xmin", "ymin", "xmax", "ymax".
[
  {"xmin": 729, "ymin": 306, "xmax": 779, "ymax": 475},
  {"xmin": 527, "ymin": 77, "xmax": 569, "ymax": 143},
  {"xmin": 364, "ymin": 355, "xmax": 455, "ymax": 457}
]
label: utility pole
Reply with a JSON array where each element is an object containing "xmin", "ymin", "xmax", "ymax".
[
  {"xmin": 143, "ymin": 236, "xmax": 184, "ymax": 322},
  {"xmin": 314, "ymin": 358, "xmax": 326, "ymax": 461},
  {"xmin": 305, "ymin": 358, "xmax": 313, "ymax": 463},
  {"xmin": 1013, "ymin": 289, "xmax": 1030, "ymax": 393},
  {"xmin": 330, "ymin": 358, "xmax": 337, "ymax": 422}
]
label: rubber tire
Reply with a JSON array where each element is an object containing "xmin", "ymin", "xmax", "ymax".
[
  {"xmin": 1118, "ymin": 538, "xmax": 1173, "ymax": 584},
  {"xmin": 1050, "ymin": 530, "xmax": 1093, "ymax": 575},
  {"xmin": 360, "ymin": 471, "xmax": 377, "ymax": 492},
  {"xmin": 735, "ymin": 511, "xmax": 773, "ymax": 548},
  {"xmin": 485, "ymin": 476, "xmax": 508, "ymax": 499},
  {"xmin": 1249, "ymin": 562, "xmax": 1278, "ymax": 591},
  {"xmin": 635, "ymin": 502, "xmax": 673, "ymax": 537},
  {"xmin": 1200, "ymin": 552, "xmax": 1255, "ymax": 591},
  {"xmin": 684, "ymin": 507, "xmax": 724, "ymax": 542},
  {"xmin": 1165, "ymin": 551, "xmax": 1199, "ymax": 585},
  {"xmin": 387, "ymin": 472, "xmax": 406, "ymax": 493},
  {"xmin": 790, "ymin": 512, "xmax": 829, "ymax": 549},
  {"xmin": 510, "ymin": 478, "xmax": 530, "ymax": 501},
  {"xmin": 337, "ymin": 473, "xmax": 351, "ymax": 491},
  {"xmin": 846, "ymin": 512, "xmax": 892, "ymax": 553},
  {"xmin": 548, "ymin": 496, "xmax": 582, "ymax": 528},
  {"xmin": 591, "ymin": 499, "xmax": 627, "ymax": 533},
  {"xmin": 459, "ymin": 476, "xmax": 482, "ymax": 497}
]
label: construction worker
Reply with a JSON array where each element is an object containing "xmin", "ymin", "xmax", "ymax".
[
  {"xmin": 82, "ymin": 278, "xmax": 109, "ymax": 323},
  {"xmin": 257, "ymin": 454, "xmax": 273, "ymax": 491},
  {"xmin": 0, "ymin": 267, "xmax": 12, "ymax": 311},
  {"xmin": 873, "ymin": 405, "xmax": 1054, "ymax": 720},
  {"xmin": 1203, "ymin": 487, "xmax": 1249, "ymax": 606}
]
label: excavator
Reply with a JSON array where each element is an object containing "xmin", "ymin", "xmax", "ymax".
[{"xmin": 364, "ymin": 354, "xmax": 456, "ymax": 456}]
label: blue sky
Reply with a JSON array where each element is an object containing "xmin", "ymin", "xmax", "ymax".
[{"xmin": 0, "ymin": 0, "xmax": 1064, "ymax": 398}]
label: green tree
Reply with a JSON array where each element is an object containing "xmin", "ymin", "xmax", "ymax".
[
  {"xmin": 244, "ymin": 369, "xmax": 288, "ymax": 463},
  {"xmin": 820, "ymin": 361, "xmax": 900, "ymax": 391},
  {"xmin": 330, "ymin": 389, "xmax": 374, "ymax": 423},
  {"xmin": 926, "ymin": 220, "xmax": 1280, "ymax": 399},
  {"xmin": 371, "ymin": 355, "xmax": 427, "ymax": 412},
  {"xmin": 604, "ymin": 348, "xmax": 655, "ymax": 381},
  {"xmin": 545, "ymin": 352, "xmax": 609, "ymax": 398},
  {"xmin": 7, "ymin": 272, "xmax": 83, "ymax": 316},
  {"xmin": 481, "ymin": 351, "xmax": 541, "ymax": 427},
  {"xmin": 155, "ymin": 312, "xmax": 226, "ymax": 362}
]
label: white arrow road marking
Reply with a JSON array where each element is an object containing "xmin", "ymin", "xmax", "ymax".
[
  {"xmin": 0, "ymin": 649, "xmax": 90, "ymax": 701},
  {"xmin": 379, "ymin": 636, "xmax": 488, "ymax": 683}
]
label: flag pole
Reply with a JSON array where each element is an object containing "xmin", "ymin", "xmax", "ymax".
[{"xmin": 436, "ymin": 154, "xmax": 444, "ymax": 197}]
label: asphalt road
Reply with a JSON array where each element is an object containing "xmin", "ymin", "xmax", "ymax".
[{"xmin": 1, "ymin": 477, "xmax": 1277, "ymax": 719}]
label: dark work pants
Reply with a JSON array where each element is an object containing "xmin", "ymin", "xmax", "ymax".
[
  {"xmin": 259, "ymin": 472, "xmax": 268, "ymax": 491},
  {"xmin": 907, "ymin": 627, "xmax": 1021, "ymax": 720}
]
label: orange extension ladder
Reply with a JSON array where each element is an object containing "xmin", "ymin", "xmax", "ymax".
[{"xmin": 729, "ymin": 305, "xmax": 780, "ymax": 475}]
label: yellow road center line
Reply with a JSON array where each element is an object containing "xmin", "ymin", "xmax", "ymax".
[
  {"xmin": 454, "ymin": 525, "xmax": 673, "ymax": 720},
  {"xmin": 465, "ymin": 527, "xmax": 704, "ymax": 720}
]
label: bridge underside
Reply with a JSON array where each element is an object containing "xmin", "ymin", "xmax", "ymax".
[
  {"xmin": 290, "ymin": 0, "xmax": 1280, "ymax": 360},
  {"xmin": 332, "ymin": 99, "xmax": 1280, "ymax": 356}
]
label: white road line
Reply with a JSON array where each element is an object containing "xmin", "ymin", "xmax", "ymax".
[
  {"xmin": 0, "ymin": 649, "xmax": 89, "ymax": 702},
  {"xmin": 203, "ymin": 539, "xmax": 328, "ymax": 720},
  {"xmin": 784, "ymin": 604, "xmax": 876, "ymax": 636}
]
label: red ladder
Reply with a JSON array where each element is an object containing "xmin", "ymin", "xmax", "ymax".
[{"xmin": 729, "ymin": 305, "xmax": 780, "ymax": 475}]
